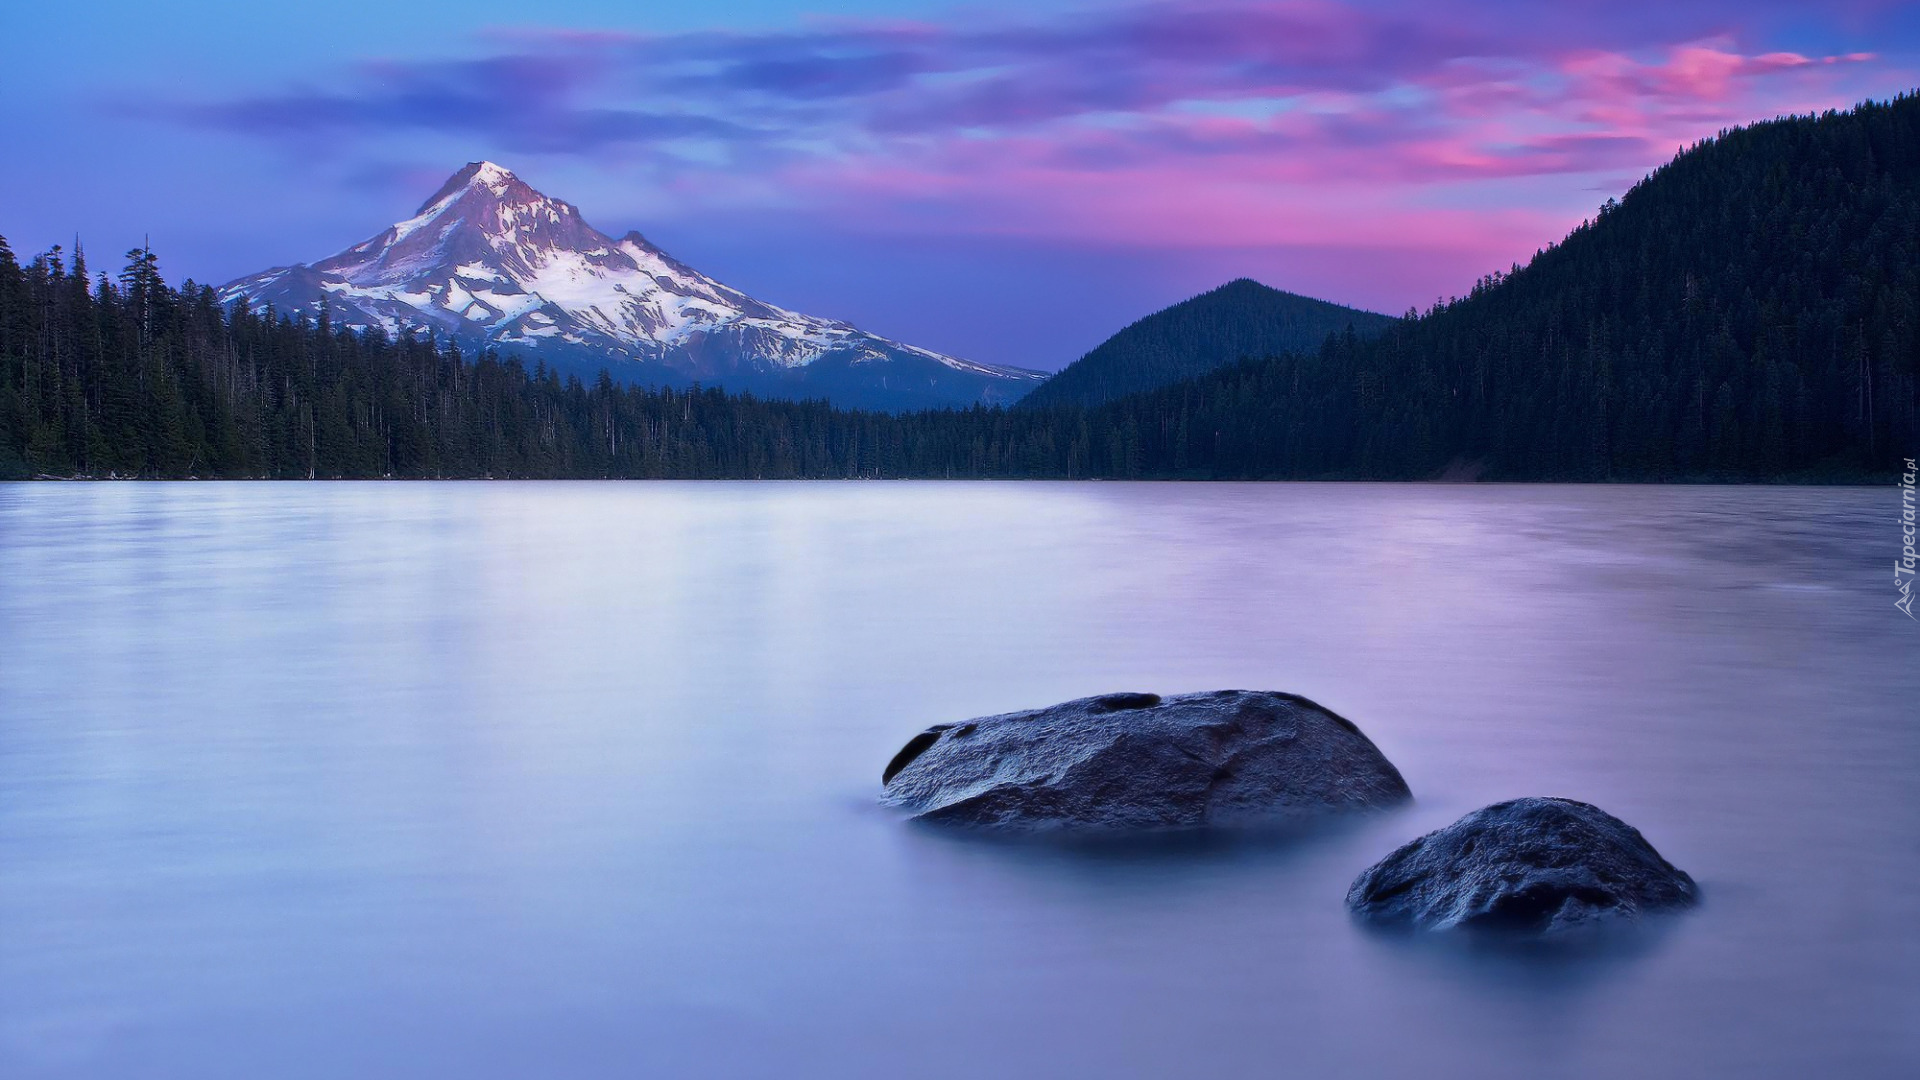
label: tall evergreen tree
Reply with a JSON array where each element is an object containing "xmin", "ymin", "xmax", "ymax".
[{"xmin": 0, "ymin": 94, "xmax": 1913, "ymax": 482}]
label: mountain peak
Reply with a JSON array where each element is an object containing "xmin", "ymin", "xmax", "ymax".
[
  {"xmin": 466, "ymin": 160, "xmax": 516, "ymax": 185},
  {"xmin": 218, "ymin": 160, "xmax": 1046, "ymax": 408},
  {"xmin": 414, "ymin": 160, "xmax": 533, "ymax": 215},
  {"xmin": 1016, "ymin": 277, "xmax": 1392, "ymax": 410}
]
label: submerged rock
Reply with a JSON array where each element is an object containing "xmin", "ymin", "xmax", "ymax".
[
  {"xmin": 1346, "ymin": 797, "xmax": 1698, "ymax": 934},
  {"xmin": 880, "ymin": 690, "xmax": 1410, "ymax": 831}
]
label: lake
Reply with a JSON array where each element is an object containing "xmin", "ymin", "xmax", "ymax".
[{"xmin": 0, "ymin": 482, "xmax": 1914, "ymax": 1079}]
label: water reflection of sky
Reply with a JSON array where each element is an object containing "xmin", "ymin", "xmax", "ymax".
[{"xmin": 0, "ymin": 482, "xmax": 1913, "ymax": 1078}]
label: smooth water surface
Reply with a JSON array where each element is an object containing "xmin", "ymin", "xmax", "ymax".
[{"xmin": 1, "ymin": 482, "xmax": 1915, "ymax": 1079}]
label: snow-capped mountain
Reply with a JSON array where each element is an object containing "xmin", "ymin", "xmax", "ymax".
[{"xmin": 219, "ymin": 162, "xmax": 1045, "ymax": 410}]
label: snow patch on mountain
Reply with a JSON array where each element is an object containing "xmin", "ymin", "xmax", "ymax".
[{"xmin": 219, "ymin": 162, "xmax": 1044, "ymax": 406}]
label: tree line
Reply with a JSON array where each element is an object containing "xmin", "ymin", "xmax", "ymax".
[{"xmin": 2, "ymin": 94, "xmax": 1915, "ymax": 481}]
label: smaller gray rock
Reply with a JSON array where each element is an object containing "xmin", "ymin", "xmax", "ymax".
[
  {"xmin": 1347, "ymin": 797, "xmax": 1698, "ymax": 934},
  {"xmin": 881, "ymin": 690, "xmax": 1410, "ymax": 831}
]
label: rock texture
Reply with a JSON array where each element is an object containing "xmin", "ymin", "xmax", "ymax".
[
  {"xmin": 1346, "ymin": 797, "xmax": 1698, "ymax": 934},
  {"xmin": 880, "ymin": 690, "xmax": 1410, "ymax": 830}
]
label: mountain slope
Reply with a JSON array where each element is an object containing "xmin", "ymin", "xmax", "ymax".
[
  {"xmin": 1017, "ymin": 279, "xmax": 1391, "ymax": 410},
  {"xmin": 218, "ymin": 162, "xmax": 1044, "ymax": 411},
  {"xmin": 1063, "ymin": 93, "xmax": 1920, "ymax": 478},
  {"xmin": 6, "ymin": 96, "xmax": 1911, "ymax": 481}
]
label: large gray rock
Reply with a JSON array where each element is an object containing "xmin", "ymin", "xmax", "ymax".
[
  {"xmin": 880, "ymin": 690, "xmax": 1410, "ymax": 830},
  {"xmin": 1346, "ymin": 797, "xmax": 1698, "ymax": 934}
]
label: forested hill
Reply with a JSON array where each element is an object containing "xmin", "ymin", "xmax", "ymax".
[
  {"xmin": 0, "ymin": 94, "xmax": 1914, "ymax": 481},
  {"xmin": 1016, "ymin": 279, "xmax": 1391, "ymax": 410},
  {"xmin": 1067, "ymin": 93, "xmax": 1919, "ymax": 480}
]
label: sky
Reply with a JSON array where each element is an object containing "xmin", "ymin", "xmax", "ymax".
[{"xmin": 2, "ymin": 1, "xmax": 1915, "ymax": 370}]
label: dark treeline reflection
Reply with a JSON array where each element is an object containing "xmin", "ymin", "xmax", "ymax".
[{"xmin": 1, "ymin": 95, "xmax": 1915, "ymax": 480}]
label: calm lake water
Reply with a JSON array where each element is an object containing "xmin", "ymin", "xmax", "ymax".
[{"xmin": 0, "ymin": 482, "xmax": 1915, "ymax": 1079}]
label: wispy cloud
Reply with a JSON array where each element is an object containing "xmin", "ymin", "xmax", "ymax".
[
  {"xmin": 167, "ymin": 53, "xmax": 759, "ymax": 154},
  {"xmin": 145, "ymin": 0, "xmax": 1900, "ymax": 266}
]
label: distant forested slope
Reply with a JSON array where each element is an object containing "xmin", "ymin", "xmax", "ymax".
[
  {"xmin": 0, "ymin": 94, "xmax": 1913, "ymax": 480},
  {"xmin": 1051, "ymin": 92, "xmax": 1920, "ymax": 479},
  {"xmin": 1016, "ymin": 279, "xmax": 1392, "ymax": 410}
]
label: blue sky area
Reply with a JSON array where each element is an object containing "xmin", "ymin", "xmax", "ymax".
[{"xmin": 4, "ymin": 1, "xmax": 1914, "ymax": 368}]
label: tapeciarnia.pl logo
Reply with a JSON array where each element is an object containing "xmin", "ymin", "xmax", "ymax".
[{"xmin": 1899, "ymin": 458, "xmax": 1917, "ymax": 620}]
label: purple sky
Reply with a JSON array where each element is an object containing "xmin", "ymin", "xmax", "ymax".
[{"xmin": 3, "ymin": 1, "xmax": 1914, "ymax": 369}]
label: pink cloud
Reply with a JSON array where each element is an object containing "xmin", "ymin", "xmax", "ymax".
[{"xmin": 157, "ymin": 0, "xmax": 1905, "ymax": 301}]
